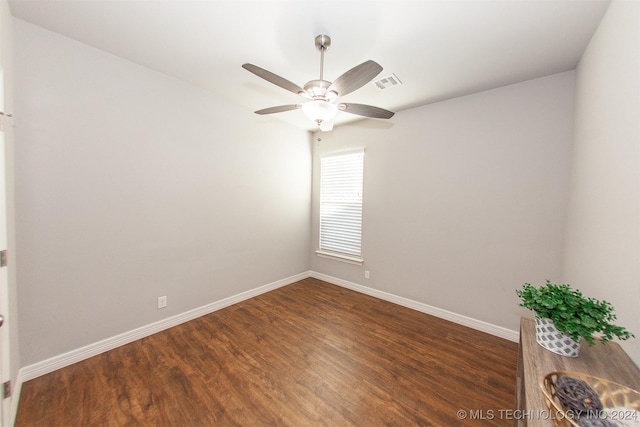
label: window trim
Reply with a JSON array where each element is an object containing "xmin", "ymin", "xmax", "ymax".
[{"xmin": 315, "ymin": 249, "xmax": 364, "ymax": 266}]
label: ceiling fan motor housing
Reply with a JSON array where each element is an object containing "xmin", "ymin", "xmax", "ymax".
[{"xmin": 303, "ymin": 79, "xmax": 337, "ymax": 100}]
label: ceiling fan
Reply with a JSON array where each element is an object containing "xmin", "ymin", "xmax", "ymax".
[{"xmin": 242, "ymin": 34, "xmax": 394, "ymax": 131}]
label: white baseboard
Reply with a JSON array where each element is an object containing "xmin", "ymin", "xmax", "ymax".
[
  {"xmin": 17, "ymin": 271, "xmax": 309, "ymax": 384},
  {"xmin": 13, "ymin": 270, "xmax": 518, "ymax": 424},
  {"xmin": 18, "ymin": 270, "xmax": 518, "ymax": 383},
  {"xmin": 309, "ymin": 271, "xmax": 519, "ymax": 343}
]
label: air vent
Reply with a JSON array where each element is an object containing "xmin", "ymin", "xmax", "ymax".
[{"xmin": 373, "ymin": 73, "xmax": 402, "ymax": 90}]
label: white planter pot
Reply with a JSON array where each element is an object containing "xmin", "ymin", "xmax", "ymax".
[{"xmin": 535, "ymin": 317, "xmax": 581, "ymax": 357}]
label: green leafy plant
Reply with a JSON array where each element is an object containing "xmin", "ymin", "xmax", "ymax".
[{"xmin": 516, "ymin": 281, "xmax": 634, "ymax": 346}]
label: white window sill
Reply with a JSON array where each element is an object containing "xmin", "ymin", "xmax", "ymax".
[{"xmin": 315, "ymin": 250, "xmax": 364, "ymax": 266}]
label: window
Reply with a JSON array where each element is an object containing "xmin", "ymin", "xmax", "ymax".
[{"xmin": 317, "ymin": 150, "xmax": 364, "ymax": 264}]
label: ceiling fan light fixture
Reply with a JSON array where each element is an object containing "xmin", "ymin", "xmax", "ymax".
[{"xmin": 301, "ymin": 100, "xmax": 338, "ymax": 125}]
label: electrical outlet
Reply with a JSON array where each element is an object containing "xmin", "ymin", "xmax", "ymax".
[
  {"xmin": 364, "ymin": 270, "xmax": 370, "ymax": 279},
  {"xmin": 157, "ymin": 296, "xmax": 167, "ymax": 309}
]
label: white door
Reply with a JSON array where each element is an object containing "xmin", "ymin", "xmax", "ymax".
[
  {"xmin": 0, "ymin": 67, "xmax": 11, "ymax": 427},
  {"xmin": 0, "ymin": 1, "xmax": 12, "ymax": 424}
]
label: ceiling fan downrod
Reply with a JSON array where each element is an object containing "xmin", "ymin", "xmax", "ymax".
[
  {"xmin": 303, "ymin": 35, "xmax": 335, "ymax": 100},
  {"xmin": 315, "ymin": 34, "xmax": 331, "ymax": 82}
]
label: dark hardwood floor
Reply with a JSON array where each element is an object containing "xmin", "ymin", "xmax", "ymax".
[{"xmin": 16, "ymin": 278, "xmax": 518, "ymax": 426}]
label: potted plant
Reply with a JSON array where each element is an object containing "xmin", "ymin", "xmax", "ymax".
[{"xmin": 516, "ymin": 281, "xmax": 634, "ymax": 357}]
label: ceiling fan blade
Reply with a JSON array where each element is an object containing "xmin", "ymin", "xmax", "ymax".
[
  {"xmin": 327, "ymin": 60, "xmax": 383, "ymax": 97},
  {"xmin": 242, "ymin": 63, "xmax": 308, "ymax": 98},
  {"xmin": 340, "ymin": 103, "xmax": 395, "ymax": 119},
  {"xmin": 254, "ymin": 104, "xmax": 301, "ymax": 115}
]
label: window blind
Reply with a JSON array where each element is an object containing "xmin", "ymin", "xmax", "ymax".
[{"xmin": 319, "ymin": 150, "xmax": 364, "ymax": 257}]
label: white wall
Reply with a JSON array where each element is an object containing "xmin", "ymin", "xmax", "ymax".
[
  {"xmin": 14, "ymin": 19, "xmax": 312, "ymax": 366},
  {"xmin": 14, "ymin": 0, "xmax": 638, "ymax": 374},
  {"xmin": 311, "ymin": 72, "xmax": 575, "ymax": 332},
  {"xmin": 562, "ymin": 0, "xmax": 640, "ymax": 365}
]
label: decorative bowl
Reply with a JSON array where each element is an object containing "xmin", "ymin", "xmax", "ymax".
[{"xmin": 540, "ymin": 371, "xmax": 640, "ymax": 427}]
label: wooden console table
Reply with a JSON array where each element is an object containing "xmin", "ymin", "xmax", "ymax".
[{"xmin": 516, "ymin": 317, "xmax": 640, "ymax": 426}]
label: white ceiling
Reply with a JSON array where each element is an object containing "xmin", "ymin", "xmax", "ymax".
[{"xmin": 9, "ymin": 0, "xmax": 611, "ymax": 131}]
